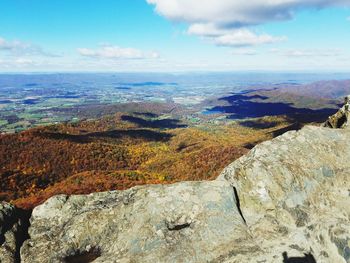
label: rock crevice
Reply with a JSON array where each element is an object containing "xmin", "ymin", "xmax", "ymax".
[{"xmin": 0, "ymin": 203, "xmax": 31, "ymax": 263}]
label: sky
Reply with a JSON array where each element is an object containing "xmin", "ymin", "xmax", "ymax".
[{"xmin": 0, "ymin": 0, "xmax": 350, "ymax": 72}]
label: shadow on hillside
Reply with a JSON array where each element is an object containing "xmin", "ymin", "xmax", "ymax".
[
  {"xmin": 132, "ymin": 112, "xmax": 159, "ymax": 118},
  {"xmin": 209, "ymin": 93, "xmax": 337, "ymax": 122},
  {"xmin": 241, "ymin": 122, "xmax": 304, "ymax": 150},
  {"xmin": 271, "ymin": 122, "xmax": 304, "ymax": 137},
  {"xmin": 121, "ymin": 115, "xmax": 187, "ymax": 129},
  {"xmin": 38, "ymin": 129, "xmax": 173, "ymax": 143},
  {"xmin": 282, "ymin": 252, "xmax": 317, "ymax": 263},
  {"xmin": 239, "ymin": 120, "xmax": 280, "ymax": 129}
]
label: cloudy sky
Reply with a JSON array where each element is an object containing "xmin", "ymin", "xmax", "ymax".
[{"xmin": 0, "ymin": 0, "xmax": 350, "ymax": 72}]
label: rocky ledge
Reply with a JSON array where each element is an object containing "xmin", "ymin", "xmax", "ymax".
[
  {"xmin": 1, "ymin": 98, "xmax": 350, "ymax": 263},
  {"xmin": 322, "ymin": 95, "xmax": 350, "ymax": 129}
]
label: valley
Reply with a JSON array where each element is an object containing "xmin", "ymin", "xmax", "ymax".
[{"xmin": 1, "ymin": 74, "xmax": 350, "ymax": 209}]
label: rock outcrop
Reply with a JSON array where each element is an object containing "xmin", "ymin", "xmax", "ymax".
[
  {"xmin": 0, "ymin": 203, "xmax": 29, "ymax": 263},
  {"xmin": 1, "ymin": 99, "xmax": 350, "ymax": 263},
  {"xmin": 21, "ymin": 182, "xmax": 251, "ymax": 263},
  {"xmin": 322, "ymin": 95, "xmax": 350, "ymax": 128},
  {"xmin": 219, "ymin": 125, "xmax": 350, "ymax": 262}
]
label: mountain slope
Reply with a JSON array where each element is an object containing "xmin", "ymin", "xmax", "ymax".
[
  {"xmin": 278, "ymin": 79, "xmax": 350, "ymax": 99},
  {"xmin": 3, "ymin": 112, "xmax": 292, "ymax": 209}
]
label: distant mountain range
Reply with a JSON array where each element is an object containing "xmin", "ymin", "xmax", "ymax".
[{"xmin": 277, "ymin": 79, "xmax": 350, "ymax": 99}]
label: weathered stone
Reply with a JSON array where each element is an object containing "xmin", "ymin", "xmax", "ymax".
[
  {"xmin": 322, "ymin": 95, "xmax": 350, "ymax": 128},
  {"xmin": 20, "ymin": 181, "xmax": 252, "ymax": 263},
  {"xmin": 219, "ymin": 125, "xmax": 350, "ymax": 262},
  {"xmin": 0, "ymin": 202, "xmax": 30, "ymax": 263}
]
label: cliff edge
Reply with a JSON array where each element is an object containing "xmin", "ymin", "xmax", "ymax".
[{"xmin": 1, "ymin": 97, "xmax": 350, "ymax": 263}]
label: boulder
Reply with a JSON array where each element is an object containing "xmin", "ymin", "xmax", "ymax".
[
  {"xmin": 219, "ymin": 125, "xmax": 350, "ymax": 262},
  {"xmin": 20, "ymin": 181, "xmax": 251, "ymax": 263}
]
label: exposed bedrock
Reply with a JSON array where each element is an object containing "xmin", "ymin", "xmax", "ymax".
[{"xmin": 219, "ymin": 125, "xmax": 350, "ymax": 263}]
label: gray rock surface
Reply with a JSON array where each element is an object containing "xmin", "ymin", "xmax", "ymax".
[
  {"xmin": 219, "ymin": 125, "xmax": 350, "ymax": 263},
  {"xmin": 20, "ymin": 181, "xmax": 252, "ymax": 263}
]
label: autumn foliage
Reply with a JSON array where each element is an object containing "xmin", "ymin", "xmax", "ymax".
[{"xmin": 0, "ymin": 112, "xmax": 291, "ymax": 209}]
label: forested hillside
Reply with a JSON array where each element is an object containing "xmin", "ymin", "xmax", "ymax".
[{"xmin": 0, "ymin": 112, "xmax": 293, "ymax": 209}]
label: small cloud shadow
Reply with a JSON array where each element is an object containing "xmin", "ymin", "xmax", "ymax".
[
  {"xmin": 37, "ymin": 128, "xmax": 173, "ymax": 143},
  {"xmin": 239, "ymin": 120, "xmax": 280, "ymax": 129},
  {"xmin": 121, "ymin": 115, "xmax": 187, "ymax": 129},
  {"xmin": 208, "ymin": 93, "xmax": 337, "ymax": 123},
  {"xmin": 271, "ymin": 122, "xmax": 304, "ymax": 137},
  {"xmin": 132, "ymin": 112, "xmax": 159, "ymax": 118}
]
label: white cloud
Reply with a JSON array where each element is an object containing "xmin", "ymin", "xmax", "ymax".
[
  {"xmin": 0, "ymin": 37, "xmax": 57, "ymax": 57},
  {"xmin": 0, "ymin": 57, "xmax": 40, "ymax": 69},
  {"xmin": 188, "ymin": 23, "xmax": 227, "ymax": 37},
  {"xmin": 271, "ymin": 48, "xmax": 342, "ymax": 57},
  {"xmin": 14, "ymin": 58, "xmax": 34, "ymax": 64},
  {"xmin": 347, "ymin": 16, "xmax": 350, "ymax": 21},
  {"xmin": 147, "ymin": 0, "xmax": 350, "ymax": 26},
  {"xmin": 215, "ymin": 29, "xmax": 285, "ymax": 47},
  {"xmin": 188, "ymin": 23, "xmax": 286, "ymax": 47},
  {"xmin": 147, "ymin": 0, "xmax": 350, "ymax": 46},
  {"xmin": 0, "ymin": 37, "xmax": 30, "ymax": 52},
  {"xmin": 77, "ymin": 45, "xmax": 159, "ymax": 60},
  {"xmin": 231, "ymin": 48, "xmax": 257, "ymax": 56}
]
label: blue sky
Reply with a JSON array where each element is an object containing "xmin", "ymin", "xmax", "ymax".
[{"xmin": 0, "ymin": 0, "xmax": 349, "ymax": 72}]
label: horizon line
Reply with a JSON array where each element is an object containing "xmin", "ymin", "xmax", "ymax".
[{"xmin": 0, "ymin": 70, "xmax": 350, "ymax": 75}]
